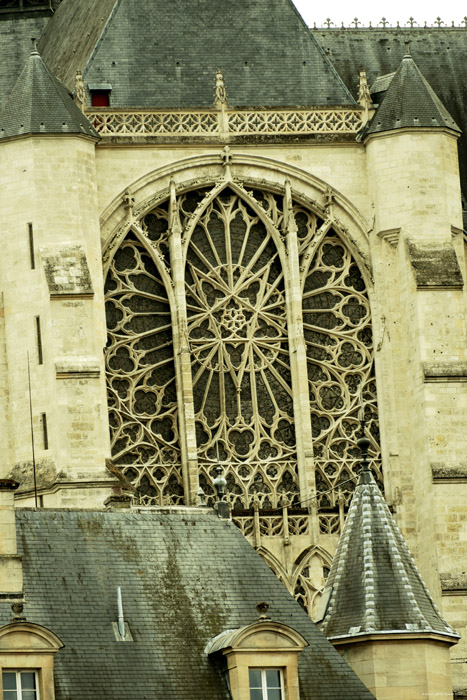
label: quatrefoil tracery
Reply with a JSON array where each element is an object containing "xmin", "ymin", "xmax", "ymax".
[{"xmin": 104, "ymin": 184, "xmax": 381, "ymax": 510}]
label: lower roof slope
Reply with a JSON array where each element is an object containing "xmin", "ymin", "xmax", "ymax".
[
  {"xmin": 4, "ymin": 508, "xmax": 376, "ymax": 700},
  {"xmin": 38, "ymin": 0, "xmax": 355, "ymax": 107}
]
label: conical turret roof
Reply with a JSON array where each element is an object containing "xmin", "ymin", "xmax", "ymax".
[
  {"xmin": 367, "ymin": 54, "xmax": 460, "ymax": 135},
  {"xmin": 0, "ymin": 48, "xmax": 97, "ymax": 140},
  {"xmin": 319, "ymin": 462, "xmax": 459, "ymax": 642}
]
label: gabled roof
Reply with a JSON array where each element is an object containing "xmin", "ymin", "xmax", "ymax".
[
  {"xmin": 0, "ymin": 48, "xmax": 96, "ymax": 139},
  {"xmin": 2, "ymin": 508, "xmax": 376, "ymax": 700},
  {"xmin": 38, "ymin": 0, "xmax": 355, "ymax": 108},
  {"xmin": 366, "ymin": 54, "xmax": 460, "ymax": 135},
  {"xmin": 319, "ymin": 467, "xmax": 459, "ymax": 642}
]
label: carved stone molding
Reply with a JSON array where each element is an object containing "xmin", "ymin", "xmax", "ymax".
[{"xmin": 377, "ymin": 227, "xmax": 400, "ymax": 247}]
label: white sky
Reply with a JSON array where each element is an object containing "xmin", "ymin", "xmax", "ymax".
[{"xmin": 292, "ymin": 0, "xmax": 466, "ymax": 28}]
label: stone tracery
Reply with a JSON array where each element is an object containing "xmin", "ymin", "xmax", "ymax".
[{"xmin": 104, "ymin": 180, "xmax": 381, "ymax": 515}]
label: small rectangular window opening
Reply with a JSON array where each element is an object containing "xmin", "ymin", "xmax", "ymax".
[
  {"xmin": 28, "ymin": 223, "xmax": 35, "ymax": 270},
  {"xmin": 3, "ymin": 670, "xmax": 38, "ymax": 700},
  {"xmin": 249, "ymin": 669, "xmax": 284, "ymax": 700},
  {"xmin": 91, "ymin": 90, "xmax": 110, "ymax": 107},
  {"xmin": 40, "ymin": 413, "xmax": 48, "ymax": 451},
  {"xmin": 35, "ymin": 316, "xmax": 43, "ymax": 365}
]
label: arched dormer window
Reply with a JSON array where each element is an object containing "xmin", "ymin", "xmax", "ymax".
[
  {"xmin": 205, "ymin": 619, "xmax": 307, "ymax": 700},
  {"xmin": 0, "ymin": 622, "xmax": 63, "ymax": 700}
]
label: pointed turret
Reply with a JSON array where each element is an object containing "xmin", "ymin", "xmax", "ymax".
[
  {"xmin": 0, "ymin": 46, "xmax": 97, "ymax": 140},
  {"xmin": 318, "ymin": 423, "xmax": 459, "ymax": 699},
  {"xmin": 320, "ymin": 444, "xmax": 458, "ymax": 640},
  {"xmin": 367, "ymin": 54, "xmax": 460, "ymax": 135}
]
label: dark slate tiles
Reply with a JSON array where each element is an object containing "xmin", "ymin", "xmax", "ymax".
[
  {"xmin": 39, "ymin": 0, "xmax": 354, "ymax": 107},
  {"xmin": 1, "ymin": 508, "xmax": 376, "ymax": 700},
  {"xmin": 367, "ymin": 54, "xmax": 460, "ymax": 135},
  {"xmin": 320, "ymin": 470, "xmax": 459, "ymax": 642},
  {"xmin": 0, "ymin": 49, "xmax": 97, "ymax": 139}
]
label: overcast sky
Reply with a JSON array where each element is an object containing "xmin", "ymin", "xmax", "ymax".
[{"xmin": 291, "ymin": 0, "xmax": 466, "ymax": 28}]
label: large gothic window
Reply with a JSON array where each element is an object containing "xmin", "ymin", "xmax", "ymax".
[
  {"xmin": 184, "ymin": 188, "xmax": 298, "ymax": 509},
  {"xmin": 104, "ymin": 182, "xmax": 381, "ymax": 514}
]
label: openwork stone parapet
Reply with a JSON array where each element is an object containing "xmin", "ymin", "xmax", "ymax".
[{"xmin": 86, "ymin": 107, "xmax": 364, "ymax": 139}]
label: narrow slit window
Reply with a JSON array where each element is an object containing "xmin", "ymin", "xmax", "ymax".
[
  {"xmin": 41, "ymin": 413, "xmax": 48, "ymax": 450},
  {"xmin": 28, "ymin": 223, "xmax": 35, "ymax": 269},
  {"xmin": 35, "ymin": 316, "xmax": 43, "ymax": 365}
]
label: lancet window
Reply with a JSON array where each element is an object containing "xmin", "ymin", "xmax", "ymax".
[
  {"xmin": 184, "ymin": 188, "xmax": 298, "ymax": 509},
  {"xmin": 105, "ymin": 226, "xmax": 183, "ymax": 505},
  {"xmin": 300, "ymin": 222, "xmax": 381, "ymax": 508}
]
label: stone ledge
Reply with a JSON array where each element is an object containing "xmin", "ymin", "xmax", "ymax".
[
  {"xmin": 55, "ymin": 357, "xmax": 101, "ymax": 379},
  {"xmin": 423, "ymin": 361, "xmax": 467, "ymax": 382},
  {"xmin": 432, "ymin": 463, "xmax": 467, "ymax": 481},
  {"xmin": 440, "ymin": 574, "xmax": 467, "ymax": 593},
  {"xmin": 406, "ymin": 240, "xmax": 464, "ymax": 289}
]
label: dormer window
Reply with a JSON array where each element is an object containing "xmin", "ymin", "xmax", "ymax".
[
  {"xmin": 249, "ymin": 668, "xmax": 284, "ymax": 700},
  {"xmin": 0, "ymin": 622, "xmax": 63, "ymax": 700},
  {"xmin": 88, "ymin": 83, "xmax": 112, "ymax": 107},
  {"xmin": 205, "ymin": 619, "xmax": 307, "ymax": 700},
  {"xmin": 3, "ymin": 670, "xmax": 38, "ymax": 700}
]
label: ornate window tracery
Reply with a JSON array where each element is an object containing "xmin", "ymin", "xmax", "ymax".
[
  {"xmin": 300, "ymin": 229, "xmax": 382, "ymax": 508},
  {"xmin": 185, "ymin": 188, "xmax": 299, "ymax": 509},
  {"xmin": 105, "ymin": 228, "xmax": 183, "ymax": 505},
  {"xmin": 104, "ymin": 180, "xmax": 381, "ymax": 517}
]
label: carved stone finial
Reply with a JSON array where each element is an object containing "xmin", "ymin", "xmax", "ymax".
[
  {"xmin": 74, "ymin": 71, "xmax": 86, "ymax": 111},
  {"xmin": 358, "ymin": 69, "xmax": 373, "ymax": 110},
  {"xmin": 221, "ymin": 146, "xmax": 233, "ymax": 180},
  {"xmin": 406, "ymin": 17, "xmax": 416, "ymax": 27},
  {"xmin": 214, "ymin": 69, "xmax": 228, "ymax": 107},
  {"xmin": 123, "ymin": 189, "xmax": 135, "ymax": 212},
  {"xmin": 283, "ymin": 179, "xmax": 297, "ymax": 235},
  {"xmin": 352, "ymin": 17, "xmax": 361, "ymax": 28},
  {"xmin": 324, "ymin": 18, "xmax": 334, "ymax": 28},
  {"xmin": 11, "ymin": 602, "xmax": 25, "ymax": 622},
  {"xmin": 256, "ymin": 601, "xmax": 270, "ymax": 620},
  {"xmin": 463, "ymin": 16, "xmax": 467, "ymax": 27},
  {"xmin": 434, "ymin": 16, "xmax": 444, "ymax": 27},
  {"xmin": 379, "ymin": 17, "xmax": 389, "ymax": 28}
]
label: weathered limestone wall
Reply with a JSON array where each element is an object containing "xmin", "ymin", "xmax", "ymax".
[
  {"xmin": 95, "ymin": 143, "xmax": 370, "ymax": 226},
  {"xmin": 366, "ymin": 128, "xmax": 467, "ymax": 692},
  {"xmin": 340, "ymin": 637, "xmax": 455, "ymax": 700},
  {"xmin": 0, "ymin": 135, "xmax": 111, "ymax": 506}
]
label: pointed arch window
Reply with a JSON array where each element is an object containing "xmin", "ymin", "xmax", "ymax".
[
  {"xmin": 104, "ymin": 181, "xmax": 381, "ymax": 515},
  {"xmin": 105, "ymin": 221, "xmax": 184, "ymax": 505},
  {"xmin": 184, "ymin": 187, "xmax": 299, "ymax": 510}
]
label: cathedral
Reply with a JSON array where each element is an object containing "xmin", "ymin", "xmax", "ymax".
[{"xmin": 0, "ymin": 0, "xmax": 466, "ymax": 698}]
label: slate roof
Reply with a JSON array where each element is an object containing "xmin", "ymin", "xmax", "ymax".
[
  {"xmin": 313, "ymin": 27, "xmax": 467, "ymax": 197},
  {"xmin": 3, "ymin": 508, "xmax": 376, "ymax": 700},
  {"xmin": 0, "ymin": 48, "xmax": 97, "ymax": 139},
  {"xmin": 366, "ymin": 54, "xmax": 460, "ymax": 135},
  {"xmin": 319, "ymin": 467, "xmax": 459, "ymax": 642},
  {"xmin": 0, "ymin": 13, "xmax": 51, "ymax": 111},
  {"xmin": 38, "ymin": 0, "xmax": 355, "ymax": 108}
]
